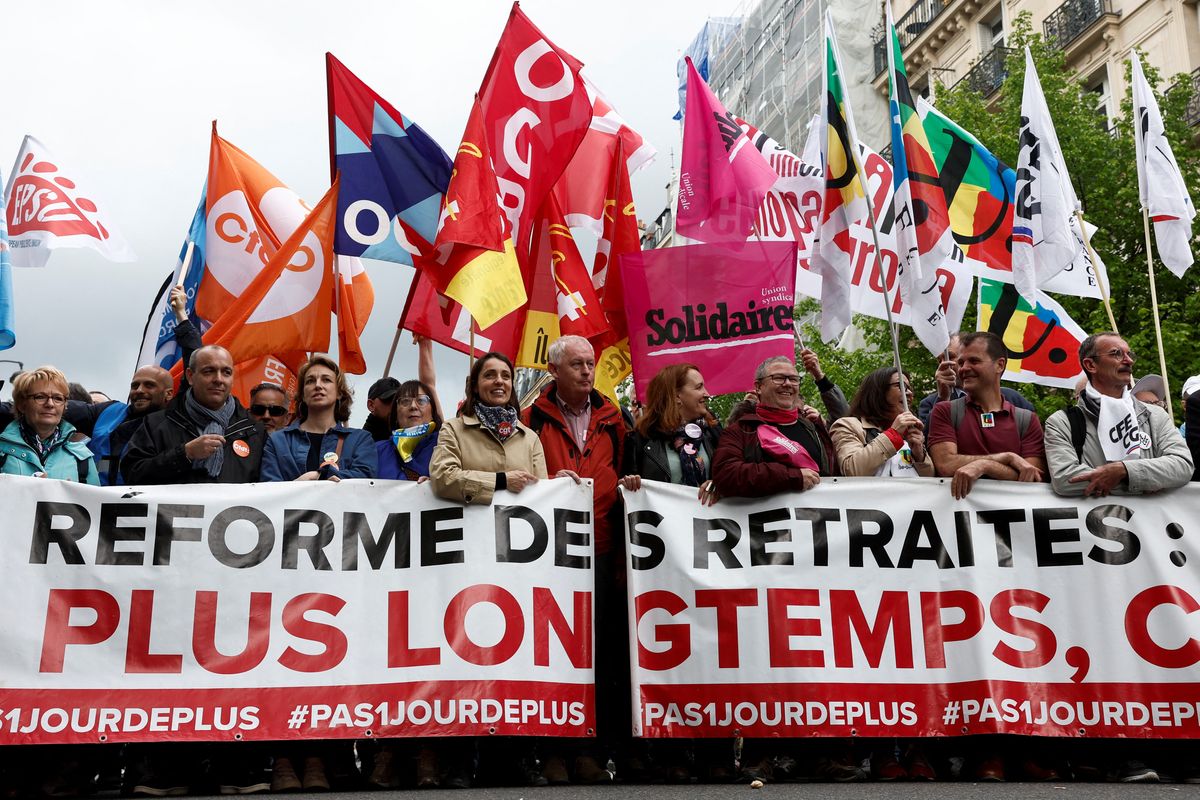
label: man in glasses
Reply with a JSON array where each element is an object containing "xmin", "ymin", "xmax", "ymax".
[
  {"xmin": 713, "ymin": 355, "xmax": 838, "ymax": 499},
  {"xmin": 1045, "ymin": 332, "xmax": 1191, "ymax": 502},
  {"xmin": 248, "ymin": 382, "xmax": 292, "ymax": 433}
]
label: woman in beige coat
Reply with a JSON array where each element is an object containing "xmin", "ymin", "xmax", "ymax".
[
  {"xmin": 830, "ymin": 366, "xmax": 934, "ymax": 479},
  {"xmin": 431, "ymin": 350, "xmax": 547, "ymax": 504}
]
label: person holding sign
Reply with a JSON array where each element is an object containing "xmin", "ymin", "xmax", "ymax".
[
  {"xmin": 1045, "ymin": 333, "xmax": 1191, "ymax": 499},
  {"xmin": 0, "ymin": 366, "xmax": 98, "ymax": 483},
  {"xmin": 375, "ymin": 336, "xmax": 444, "ymax": 483},
  {"xmin": 620, "ymin": 363, "xmax": 720, "ymax": 507},
  {"xmin": 260, "ymin": 355, "xmax": 377, "ymax": 484},
  {"xmin": 712, "ymin": 355, "xmax": 837, "ymax": 498},
  {"xmin": 830, "ymin": 367, "xmax": 932, "ymax": 479}
]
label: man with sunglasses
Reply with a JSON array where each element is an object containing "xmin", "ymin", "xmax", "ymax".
[
  {"xmin": 248, "ymin": 382, "xmax": 292, "ymax": 433},
  {"xmin": 1045, "ymin": 332, "xmax": 1191, "ymax": 501}
]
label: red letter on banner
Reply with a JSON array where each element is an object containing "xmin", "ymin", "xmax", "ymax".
[
  {"xmin": 532, "ymin": 587, "xmax": 591, "ymax": 668},
  {"xmin": 445, "ymin": 585, "xmax": 524, "ymax": 666},
  {"xmin": 920, "ymin": 590, "xmax": 984, "ymax": 669},
  {"xmin": 193, "ymin": 591, "xmax": 271, "ymax": 674},
  {"xmin": 1125, "ymin": 585, "xmax": 1200, "ymax": 668},
  {"xmin": 387, "ymin": 590, "xmax": 440, "ymax": 667},
  {"xmin": 767, "ymin": 588, "xmax": 823, "ymax": 667},
  {"xmin": 279, "ymin": 593, "xmax": 348, "ymax": 673},
  {"xmin": 40, "ymin": 589, "xmax": 120, "ymax": 673},
  {"xmin": 990, "ymin": 589, "xmax": 1056, "ymax": 668},
  {"xmin": 830, "ymin": 590, "xmax": 914, "ymax": 669},
  {"xmin": 634, "ymin": 590, "xmax": 690, "ymax": 670},
  {"xmin": 126, "ymin": 589, "xmax": 183, "ymax": 673},
  {"xmin": 696, "ymin": 589, "xmax": 758, "ymax": 668}
]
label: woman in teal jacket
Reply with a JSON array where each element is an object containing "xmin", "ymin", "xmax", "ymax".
[{"xmin": 0, "ymin": 366, "xmax": 99, "ymax": 484}]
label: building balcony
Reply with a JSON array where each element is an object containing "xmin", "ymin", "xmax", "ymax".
[
  {"xmin": 949, "ymin": 46, "xmax": 1012, "ymax": 97},
  {"xmin": 873, "ymin": 0, "xmax": 949, "ymax": 77},
  {"xmin": 1181, "ymin": 67, "xmax": 1200, "ymax": 127},
  {"xmin": 1042, "ymin": 0, "xmax": 1118, "ymax": 50}
]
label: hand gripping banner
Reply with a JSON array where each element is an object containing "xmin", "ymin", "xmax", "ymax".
[
  {"xmin": 624, "ymin": 479, "xmax": 1200, "ymax": 739},
  {"xmin": 0, "ymin": 476, "xmax": 595, "ymax": 744}
]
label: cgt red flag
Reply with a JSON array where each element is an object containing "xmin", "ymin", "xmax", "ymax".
[{"xmin": 479, "ymin": 3, "xmax": 592, "ymax": 266}]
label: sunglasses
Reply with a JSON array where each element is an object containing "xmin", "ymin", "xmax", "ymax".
[{"xmin": 250, "ymin": 403, "xmax": 288, "ymax": 417}]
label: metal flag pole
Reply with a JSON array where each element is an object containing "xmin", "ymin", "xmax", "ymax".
[
  {"xmin": 1141, "ymin": 206, "xmax": 1174, "ymax": 424},
  {"xmin": 1074, "ymin": 209, "xmax": 1118, "ymax": 335}
]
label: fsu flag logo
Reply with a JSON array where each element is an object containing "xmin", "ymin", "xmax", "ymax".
[{"xmin": 4, "ymin": 135, "xmax": 134, "ymax": 268}]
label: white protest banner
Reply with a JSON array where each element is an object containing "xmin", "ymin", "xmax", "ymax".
[
  {"xmin": 624, "ymin": 479, "xmax": 1200, "ymax": 739},
  {"xmin": 0, "ymin": 476, "xmax": 595, "ymax": 744}
]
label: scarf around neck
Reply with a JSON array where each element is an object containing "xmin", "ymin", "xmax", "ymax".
[
  {"xmin": 184, "ymin": 390, "xmax": 236, "ymax": 477},
  {"xmin": 756, "ymin": 404, "xmax": 799, "ymax": 425},
  {"xmin": 1082, "ymin": 382, "xmax": 1146, "ymax": 462},
  {"xmin": 475, "ymin": 404, "xmax": 519, "ymax": 443},
  {"xmin": 393, "ymin": 421, "xmax": 437, "ymax": 463}
]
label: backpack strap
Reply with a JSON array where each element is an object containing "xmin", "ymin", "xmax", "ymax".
[
  {"xmin": 1065, "ymin": 405, "xmax": 1087, "ymax": 463},
  {"xmin": 1013, "ymin": 406, "xmax": 1034, "ymax": 441},
  {"xmin": 948, "ymin": 397, "xmax": 967, "ymax": 430}
]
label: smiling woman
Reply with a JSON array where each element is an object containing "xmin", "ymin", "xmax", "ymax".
[
  {"xmin": 430, "ymin": 351, "xmax": 547, "ymax": 505},
  {"xmin": 0, "ymin": 366, "xmax": 98, "ymax": 483}
]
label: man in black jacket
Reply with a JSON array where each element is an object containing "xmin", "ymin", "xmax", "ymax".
[{"xmin": 122, "ymin": 344, "xmax": 264, "ymax": 486}]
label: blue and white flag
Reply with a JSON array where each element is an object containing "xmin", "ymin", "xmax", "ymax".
[
  {"xmin": 134, "ymin": 190, "xmax": 206, "ymax": 369},
  {"xmin": 0, "ymin": 169, "xmax": 13, "ymax": 350}
]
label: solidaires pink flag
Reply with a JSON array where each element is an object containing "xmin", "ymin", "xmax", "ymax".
[
  {"xmin": 621, "ymin": 240, "xmax": 797, "ymax": 401},
  {"xmin": 676, "ymin": 58, "xmax": 778, "ymax": 242}
]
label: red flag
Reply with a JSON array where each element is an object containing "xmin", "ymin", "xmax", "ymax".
[
  {"xmin": 427, "ymin": 97, "xmax": 526, "ymax": 330},
  {"xmin": 478, "ymin": 3, "xmax": 592, "ymax": 263},
  {"xmin": 594, "ymin": 140, "xmax": 641, "ymax": 343}
]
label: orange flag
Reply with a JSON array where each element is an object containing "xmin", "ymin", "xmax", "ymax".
[{"xmin": 200, "ymin": 180, "xmax": 339, "ymax": 364}]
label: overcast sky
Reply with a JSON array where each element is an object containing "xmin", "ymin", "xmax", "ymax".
[{"xmin": 1, "ymin": 0, "xmax": 739, "ymax": 407}]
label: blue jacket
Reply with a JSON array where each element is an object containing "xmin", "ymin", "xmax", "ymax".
[
  {"xmin": 0, "ymin": 420, "xmax": 100, "ymax": 484},
  {"xmin": 261, "ymin": 422, "xmax": 377, "ymax": 481},
  {"xmin": 375, "ymin": 431, "xmax": 437, "ymax": 480}
]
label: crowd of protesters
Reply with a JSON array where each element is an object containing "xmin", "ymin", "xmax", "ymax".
[{"xmin": 1, "ymin": 318, "xmax": 1199, "ymax": 796}]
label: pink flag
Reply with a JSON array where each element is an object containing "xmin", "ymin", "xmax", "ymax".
[
  {"xmin": 620, "ymin": 241, "xmax": 797, "ymax": 400},
  {"xmin": 676, "ymin": 58, "xmax": 778, "ymax": 242}
]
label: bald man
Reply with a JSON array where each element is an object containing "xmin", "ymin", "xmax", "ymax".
[{"xmin": 88, "ymin": 365, "xmax": 177, "ymax": 485}]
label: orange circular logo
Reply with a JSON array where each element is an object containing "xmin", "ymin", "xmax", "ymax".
[{"xmin": 232, "ymin": 440, "xmax": 250, "ymax": 458}]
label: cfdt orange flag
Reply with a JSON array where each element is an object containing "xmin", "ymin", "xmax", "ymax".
[
  {"xmin": 335, "ymin": 254, "xmax": 373, "ymax": 374},
  {"xmin": 200, "ymin": 180, "xmax": 339, "ymax": 364},
  {"xmin": 428, "ymin": 97, "xmax": 525, "ymax": 329}
]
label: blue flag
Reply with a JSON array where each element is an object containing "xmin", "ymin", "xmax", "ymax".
[
  {"xmin": 327, "ymin": 53, "xmax": 452, "ymax": 265},
  {"xmin": 135, "ymin": 190, "xmax": 207, "ymax": 369}
]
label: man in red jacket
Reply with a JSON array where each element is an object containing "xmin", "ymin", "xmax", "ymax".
[{"xmin": 523, "ymin": 335, "xmax": 626, "ymax": 785}]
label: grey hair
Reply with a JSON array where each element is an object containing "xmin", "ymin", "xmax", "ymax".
[
  {"xmin": 547, "ymin": 335, "xmax": 594, "ymax": 366},
  {"xmin": 754, "ymin": 356, "xmax": 795, "ymax": 383},
  {"xmin": 1078, "ymin": 331, "xmax": 1121, "ymax": 370},
  {"xmin": 187, "ymin": 344, "xmax": 233, "ymax": 371}
]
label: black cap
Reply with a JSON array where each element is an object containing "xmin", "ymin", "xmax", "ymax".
[{"xmin": 368, "ymin": 377, "xmax": 401, "ymax": 401}]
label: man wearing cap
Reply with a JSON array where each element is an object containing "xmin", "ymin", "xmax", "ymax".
[
  {"xmin": 363, "ymin": 377, "xmax": 400, "ymax": 442},
  {"xmin": 1131, "ymin": 374, "xmax": 1168, "ymax": 413},
  {"xmin": 1044, "ymin": 333, "xmax": 1192, "ymax": 499}
]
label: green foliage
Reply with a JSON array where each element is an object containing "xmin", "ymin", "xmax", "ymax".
[{"xmin": 929, "ymin": 14, "xmax": 1200, "ymax": 418}]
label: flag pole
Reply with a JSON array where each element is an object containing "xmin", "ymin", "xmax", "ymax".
[
  {"xmin": 382, "ymin": 324, "xmax": 403, "ymax": 378},
  {"xmin": 1141, "ymin": 207, "xmax": 1174, "ymax": 424},
  {"xmin": 176, "ymin": 242, "xmax": 195, "ymax": 289},
  {"xmin": 1074, "ymin": 209, "xmax": 1118, "ymax": 334},
  {"xmin": 847, "ymin": 146, "xmax": 909, "ymax": 412}
]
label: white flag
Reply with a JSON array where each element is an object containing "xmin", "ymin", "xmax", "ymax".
[
  {"xmin": 1132, "ymin": 54, "xmax": 1195, "ymax": 277},
  {"xmin": 1012, "ymin": 48, "xmax": 1079, "ymax": 305},
  {"xmin": 3, "ymin": 136, "xmax": 135, "ymax": 268}
]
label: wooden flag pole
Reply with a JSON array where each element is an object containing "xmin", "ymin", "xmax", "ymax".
[
  {"xmin": 176, "ymin": 242, "xmax": 195, "ymax": 289},
  {"xmin": 1074, "ymin": 209, "xmax": 1118, "ymax": 335},
  {"xmin": 382, "ymin": 325, "xmax": 404, "ymax": 378},
  {"xmin": 1141, "ymin": 207, "xmax": 1175, "ymax": 424}
]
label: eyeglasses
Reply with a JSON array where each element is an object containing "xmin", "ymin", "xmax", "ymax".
[
  {"xmin": 30, "ymin": 393, "xmax": 67, "ymax": 406},
  {"xmin": 1102, "ymin": 348, "xmax": 1136, "ymax": 362},
  {"xmin": 250, "ymin": 404, "xmax": 288, "ymax": 417},
  {"xmin": 396, "ymin": 395, "xmax": 431, "ymax": 408},
  {"xmin": 763, "ymin": 374, "xmax": 801, "ymax": 386}
]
